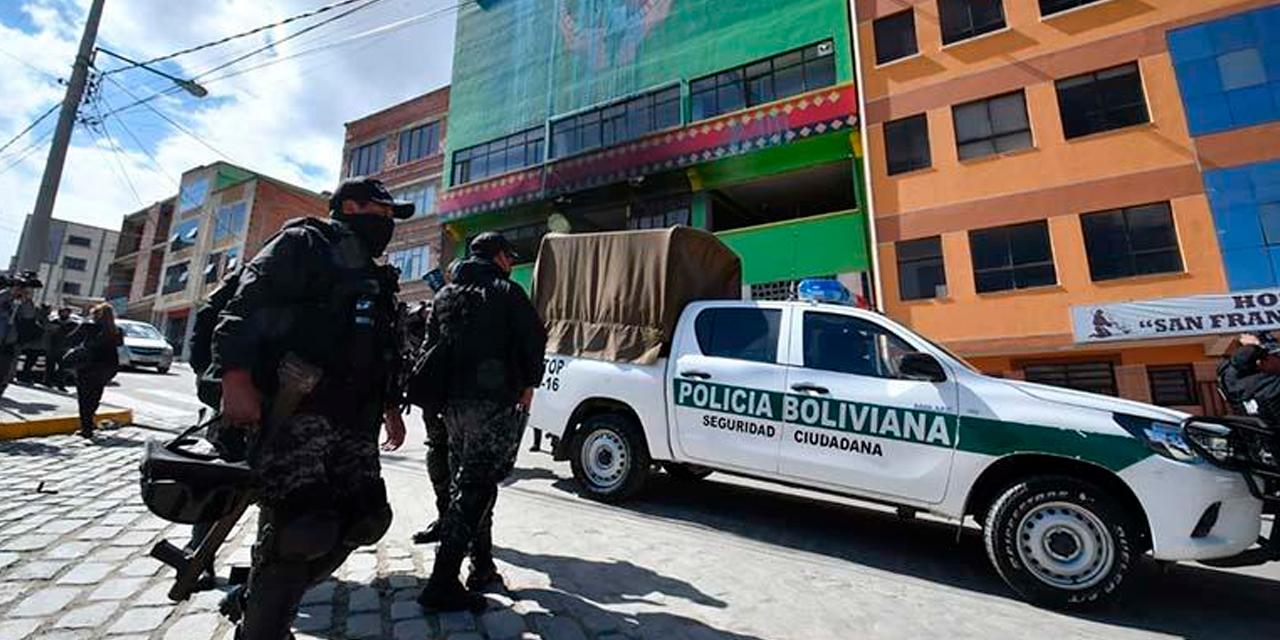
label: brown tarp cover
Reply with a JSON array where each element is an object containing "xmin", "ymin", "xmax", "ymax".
[{"xmin": 532, "ymin": 227, "xmax": 743, "ymax": 365}]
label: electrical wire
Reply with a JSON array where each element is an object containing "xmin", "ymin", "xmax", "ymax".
[
  {"xmin": 0, "ymin": 129, "xmax": 55, "ymax": 177},
  {"xmin": 0, "ymin": 46, "xmax": 63, "ymax": 81},
  {"xmin": 103, "ymin": 74, "xmax": 236, "ymax": 163},
  {"xmin": 87, "ymin": 99, "xmax": 144, "ymax": 205},
  {"xmin": 97, "ymin": 76, "xmax": 179, "ymax": 188},
  {"xmin": 0, "ymin": 105, "xmax": 61, "ymax": 156},
  {"xmin": 100, "ymin": 0, "xmax": 384, "ymax": 74}
]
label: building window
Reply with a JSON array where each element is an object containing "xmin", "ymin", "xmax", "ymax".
[
  {"xmin": 1148, "ymin": 365, "xmax": 1199, "ymax": 406},
  {"xmin": 1081, "ymin": 202, "xmax": 1183, "ymax": 281},
  {"xmin": 162, "ymin": 263, "xmax": 190, "ymax": 295},
  {"xmin": 939, "ymin": 0, "xmax": 1007, "ymax": 46},
  {"xmin": 394, "ymin": 182, "xmax": 437, "ymax": 219},
  {"xmin": 691, "ymin": 41, "xmax": 837, "ymax": 121},
  {"xmin": 969, "ymin": 221, "xmax": 1057, "ymax": 293},
  {"xmin": 1056, "ymin": 62, "xmax": 1150, "ymax": 139},
  {"xmin": 1024, "ymin": 361, "xmax": 1117, "ymax": 396},
  {"xmin": 205, "ymin": 252, "xmax": 223, "ymax": 284},
  {"xmin": 347, "ymin": 139, "xmax": 385, "ymax": 177},
  {"xmin": 170, "ymin": 219, "xmax": 200, "ymax": 252},
  {"xmin": 481, "ymin": 222, "xmax": 549, "ymax": 264},
  {"xmin": 1039, "ymin": 0, "xmax": 1106, "ymax": 16},
  {"xmin": 398, "ymin": 122, "xmax": 441, "ymax": 165},
  {"xmin": 452, "ymin": 127, "xmax": 545, "ymax": 186},
  {"xmin": 552, "ymin": 86, "xmax": 681, "ymax": 158},
  {"xmin": 694, "ymin": 307, "xmax": 782, "ymax": 364},
  {"xmin": 62, "ymin": 256, "xmax": 88, "ymax": 272},
  {"xmin": 953, "ymin": 91, "xmax": 1032, "ymax": 160},
  {"xmin": 1168, "ymin": 6, "xmax": 1280, "ymax": 136},
  {"xmin": 874, "ymin": 11, "xmax": 918, "ymax": 65},
  {"xmin": 897, "ymin": 237, "xmax": 947, "ymax": 301},
  {"xmin": 61, "ymin": 282, "xmax": 82, "ymax": 296},
  {"xmin": 387, "ymin": 245, "xmax": 431, "ymax": 283},
  {"xmin": 67, "ymin": 235, "xmax": 92, "ymax": 248},
  {"xmin": 212, "ymin": 201, "xmax": 248, "ymax": 242},
  {"xmin": 628, "ymin": 207, "xmax": 689, "ymax": 230},
  {"xmin": 179, "ymin": 178, "xmax": 209, "ymax": 212},
  {"xmin": 884, "ymin": 114, "xmax": 931, "ymax": 175}
]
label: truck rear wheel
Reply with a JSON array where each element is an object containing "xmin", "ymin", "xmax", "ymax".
[
  {"xmin": 570, "ymin": 413, "xmax": 651, "ymax": 503},
  {"xmin": 983, "ymin": 475, "xmax": 1138, "ymax": 610}
]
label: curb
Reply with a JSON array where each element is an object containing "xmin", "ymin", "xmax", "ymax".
[{"xmin": 0, "ymin": 408, "xmax": 135, "ymax": 441}]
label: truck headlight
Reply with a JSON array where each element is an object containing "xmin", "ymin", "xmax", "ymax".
[{"xmin": 1115, "ymin": 414, "xmax": 1200, "ymax": 463}]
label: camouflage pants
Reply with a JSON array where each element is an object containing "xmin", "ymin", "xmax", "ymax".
[
  {"xmin": 253, "ymin": 413, "xmax": 382, "ymax": 507},
  {"xmin": 437, "ymin": 400, "xmax": 525, "ymax": 571}
]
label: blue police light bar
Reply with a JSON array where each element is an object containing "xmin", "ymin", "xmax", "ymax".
[{"xmin": 797, "ymin": 279, "xmax": 852, "ymax": 305}]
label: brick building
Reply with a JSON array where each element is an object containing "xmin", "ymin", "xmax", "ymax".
[
  {"xmin": 341, "ymin": 86, "xmax": 451, "ymax": 303},
  {"xmin": 105, "ymin": 162, "xmax": 327, "ymax": 358}
]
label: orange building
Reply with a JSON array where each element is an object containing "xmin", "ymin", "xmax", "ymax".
[{"xmin": 856, "ymin": 0, "xmax": 1280, "ymax": 413}]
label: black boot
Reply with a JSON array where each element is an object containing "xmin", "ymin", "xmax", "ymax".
[
  {"xmin": 418, "ymin": 538, "xmax": 484, "ymax": 613},
  {"xmin": 412, "ymin": 520, "xmax": 442, "ymax": 545},
  {"xmin": 465, "ymin": 558, "xmax": 503, "ymax": 591},
  {"xmin": 219, "ymin": 584, "xmax": 246, "ymax": 622}
]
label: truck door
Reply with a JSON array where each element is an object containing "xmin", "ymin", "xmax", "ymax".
[
  {"xmin": 780, "ymin": 310, "xmax": 958, "ymax": 504},
  {"xmin": 669, "ymin": 304, "xmax": 789, "ymax": 475}
]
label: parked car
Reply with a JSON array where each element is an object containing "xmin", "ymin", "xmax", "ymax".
[{"xmin": 117, "ymin": 320, "xmax": 175, "ymax": 374}]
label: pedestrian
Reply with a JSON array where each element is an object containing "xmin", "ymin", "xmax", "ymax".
[
  {"xmin": 411, "ymin": 264, "xmax": 454, "ymax": 547},
  {"xmin": 417, "ymin": 233, "xmax": 547, "ymax": 612},
  {"xmin": 44, "ymin": 307, "xmax": 75, "ymax": 391},
  {"xmin": 69, "ymin": 303, "xmax": 123, "ymax": 439},
  {"xmin": 0, "ymin": 274, "xmax": 42, "ymax": 398},
  {"xmin": 213, "ymin": 177, "xmax": 411, "ymax": 639}
]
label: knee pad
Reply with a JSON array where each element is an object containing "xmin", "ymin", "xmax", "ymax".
[
  {"xmin": 340, "ymin": 479, "xmax": 392, "ymax": 547},
  {"xmin": 273, "ymin": 510, "xmax": 341, "ymax": 562}
]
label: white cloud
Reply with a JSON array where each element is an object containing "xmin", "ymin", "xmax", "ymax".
[{"xmin": 0, "ymin": 0, "xmax": 456, "ymax": 266}]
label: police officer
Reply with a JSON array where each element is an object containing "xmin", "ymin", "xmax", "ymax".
[
  {"xmin": 214, "ymin": 177, "xmax": 411, "ymax": 639},
  {"xmin": 413, "ymin": 260, "xmax": 459, "ymax": 546},
  {"xmin": 418, "ymin": 233, "xmax": 547, "ymax": 612},
  {"xmin": 1221, "ymin": 333, "xmax": 1280, "ymax": 422}
]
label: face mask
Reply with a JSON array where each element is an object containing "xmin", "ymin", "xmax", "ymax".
[{"xmin": 334, "ymin": 213, "xmax": 395, "ymax": 256}]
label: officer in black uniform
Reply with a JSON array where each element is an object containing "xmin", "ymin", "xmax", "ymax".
[
  {"xmin": 1221, "ymin": 333, "xmax": 1280, "ymax": 422},
  {"xmin": 213, "ymin": 177, "xmax": 411, "ymax": 640}
]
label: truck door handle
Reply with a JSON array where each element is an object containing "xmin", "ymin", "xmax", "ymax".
[
  {"xmin": 791, "ymin": 383, "xmax": 829, "ymax": 395},
  {"xmin": 680, "ymin": 371, "xmax": 712, "ymax": 380}
]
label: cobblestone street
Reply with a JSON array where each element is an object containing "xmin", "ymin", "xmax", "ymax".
[{"xmin": 3, "ymin": 407, "xmax": 1280, "ymax": 640}]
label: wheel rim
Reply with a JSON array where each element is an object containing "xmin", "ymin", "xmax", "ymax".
[
  {"xmin": 581, "ymin": 429, "xmax": 629, "ymax": 492},
  {"xmin": 1016, "ymin": 501, "xmax": 1115, "ymax": 591}
]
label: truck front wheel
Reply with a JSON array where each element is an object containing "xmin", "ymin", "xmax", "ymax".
[
  {"xmin": 984, "ymin": 476, "xmax": 1138, "ymax": 610},
  {"xmin": 570, "ymin": 414, "xmax": 651, "ymax": 502}
]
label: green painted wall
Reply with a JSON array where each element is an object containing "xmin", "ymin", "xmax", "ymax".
[
  {"xmin": 694, "ymin": 131, "xmax": 855, "ymax": 191},
  {"xmin": 448, "ymin": 0, "xmax": 854, "ymax": 181},
  {"xmin": 717, "ymin": 211, "xmax": 869, "ymax": 285}
]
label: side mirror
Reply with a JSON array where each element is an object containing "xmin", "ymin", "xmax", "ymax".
[{"xmin": 898, "ymin": 352, "xmax": 946, "ymax": 382}]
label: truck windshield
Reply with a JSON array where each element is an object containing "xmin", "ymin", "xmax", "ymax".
[{"xmin": 916, "ymin": 334, "xmax": 978, "ymax": 373}]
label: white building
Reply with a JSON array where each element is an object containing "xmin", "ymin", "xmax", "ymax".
[{"xmin": 10, "ymin": 216, "xmax": 120, "ymax": 311}]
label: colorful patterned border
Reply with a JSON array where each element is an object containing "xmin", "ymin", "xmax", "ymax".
[{"xmin": 439, "ymin": 83, "xmax": 859, "ymax": 220}]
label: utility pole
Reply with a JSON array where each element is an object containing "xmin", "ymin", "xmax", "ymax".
[{"xmin": 17, "ymin": 0, "xmax": 106, "ymax": 273}]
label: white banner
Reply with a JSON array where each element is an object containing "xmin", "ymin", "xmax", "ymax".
[{"xmin": 1071, "ymin": 289, "xmax": 1280, "ymax": 344}]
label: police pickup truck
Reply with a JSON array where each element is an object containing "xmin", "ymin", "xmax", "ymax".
[{"xmin": 527, "ymin": 230, "xmax": 1274, "ymax": 609}]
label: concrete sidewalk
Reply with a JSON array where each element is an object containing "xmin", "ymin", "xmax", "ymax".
[{"xmin": 0, "ymin": 383, "xmax": 132, "ymax": 441}]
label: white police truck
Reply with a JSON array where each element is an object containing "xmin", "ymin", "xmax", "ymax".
[{"xmin": 526, "ymin": 228, "xmax": 1276, "ymax": 609}]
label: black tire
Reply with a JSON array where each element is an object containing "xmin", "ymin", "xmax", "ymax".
[
  {"xmin": 156, "ymin": 365, "xmax": 170, "ymax": 375},
  {"xmin": 983, "ymin": 475, "xmax": 1139, "ymax": 610},
  {"xmin": 569, "ymin": 413, "xmax": 651, "ymax": 503},
  {"xmin": 663, "ymin": 463, "xmax": 713, "ymax": 482}
]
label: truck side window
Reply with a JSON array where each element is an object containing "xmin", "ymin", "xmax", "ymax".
[
  {"xmin": 803, "ymin": 312, "xmax": 915, "ymax": 378},
  {"xmin": 694, "ymin": 308, "xmax": 782, "ymax": 364}
]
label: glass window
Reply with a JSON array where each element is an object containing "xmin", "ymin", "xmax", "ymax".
[
  {"xmin": 688, "ymin": 41, "xmax": 837, "ymax": 122},
  {"xmin": 953, "ymin": 91, "xmax": 1032, "ymax": 160},
  {"xmin": 347, "ymin": 139, "xmax": 386, "ymax": 177},
  {"xmin": 398, "ymin": 122, "xmax": 441, "ymax": 165},
  {"xmin": 1039, "ymin": 0, "xmax": 1106, "ymax": 16},
  {"xmin": 939, "ymin": 0, "xmax": 1007, "ymax": 45},
  {"xmin": 205, "ymin": 252, "xmax": 222, "ymax": 284},
  {"xmin": 694, "ymin": 307, "xmax": 783, "ymax": 364},
  {"xmin": 62, "ymin": 256, "xmax": 87, "ymax": 272},
  {"xmin": 1056, "ymin": 62, "xmax": 1151, "ymax": 139},
  {"xmin": 179, "ymin": 178, "xmax": 209, "ymax": 212},
  {"xmin": 802, "ymin": 312, "xmax": 917, "ymax": 378},
  {"xmin": 884, "ymin": 114, "xmax": 932, "ymax": 175},
  {"xmin": 1025, "ymin": 361, "xmax": 1117, "ymax": 396},
  {"xmin": 61, "ymin": 281, "xmax": 82, "ymax": 295},
  {"xmin": 394, "ymin": 182, "xmax": 437, "ymax": 219},
  {"xmin": 1217, "ymin": 48, "xmax": 1267, "ymax": 91},
  {"xmin": 1261, "ymin": 202, "xmax": 1280, "ymax": 246},
  {"xmin": 212, "ymin": 202, "xmax": 247, "ymax": 242},
  {"xmin": 897, "ymin": 237, "xmax": 947, "ymax": 301},
  {"xmin": 969, "ymin": 221, "xmax": 1057, "ymax": 293},
  {"xmin": 550, "ymin": 85, "xmax": 682, "ymax": 158},
  {"xmin": 67, "ymin": 235, "xmax": 92, "ymax": 248},
  {"xmin": 387, "ymin": 245, "xmax": 432, "ymax": 282},
  {"xmin": 170, "ymin": 219, "xmax": 200, "ymax": 252},
  {"xmin": 452, "ymin": 127, "xmax": 544, "ymax": 185},
  {"xmin": 163, "ymin": 263, "xmax": 190, "ymax": 295},
  {"xmin": 874, "ymin": 10, "xmax": 918, "ymax": 65},
  {"xmin": 1081, "ymin": 202, "xmax": 1183, "ymax": 281},
  {"xmin": 1148, "ymin": 365, "xmax": 1200, "ymax": 406}
]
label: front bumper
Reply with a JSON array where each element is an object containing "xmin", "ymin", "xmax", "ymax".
[{"xmin": 1121, "ymin": 456, "xmax": 1263, "ymax": 561}]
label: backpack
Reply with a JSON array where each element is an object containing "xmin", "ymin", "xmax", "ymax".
[{"xmin": 188, "ymin": 218, "xmax": 342, "ymax": 383}]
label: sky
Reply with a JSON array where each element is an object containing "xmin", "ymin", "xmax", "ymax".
[{"xmin": 0, "ymin": 0, "xmax": 457, "ymax": 267}]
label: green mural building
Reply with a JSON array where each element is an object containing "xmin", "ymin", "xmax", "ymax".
[{"xmin": 439, "ymin": 0, "xmax": 870, "ymax": 300}]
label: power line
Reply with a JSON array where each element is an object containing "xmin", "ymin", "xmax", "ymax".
[
  {"xmin": 0, "ymin": 129, "xmax": 55, "ymax": 177},
  {"xmin": 0, "ymin": 46, "xmax": 63, "ymax": 81},
  {"xmin": 87, "ymin": 99, "xmax": 143, "ymax": 205},
  {"xmin": 104, "ymin": 74, "xmax": 236, "ymax": 163},
  {"xmin": 96, "ymin": 76, "xmax": 179, "ymax": 188},
  {"xmin": 0, "ymin": 105, "xmax": 61, "ymax": 156},
  {"xmin": 100, "ymin": 0, "xmax": 382, "ymax": 74}
]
